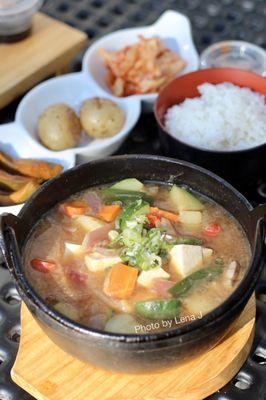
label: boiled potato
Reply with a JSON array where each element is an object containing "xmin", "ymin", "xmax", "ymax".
[
  {"xmin": 80, "ymin": 98, "xmax": 125, "ymax": 138},
  {"xmin": 38, "ymin": 103, "xmax": 81, "ymax": 150}
]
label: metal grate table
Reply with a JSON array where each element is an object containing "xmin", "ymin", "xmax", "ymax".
[{"xmin": 0, "ymin": 1, "xmax": 265, "ymax": 399}]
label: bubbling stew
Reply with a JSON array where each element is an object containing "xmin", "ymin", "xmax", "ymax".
[{"xmin": 24, "ymin": 179, "xmax": 251, "ymax": 334}]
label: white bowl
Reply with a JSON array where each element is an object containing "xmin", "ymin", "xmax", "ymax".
[
  {"xmin": 82, "ymin": 10, "xmax": 199, "ymax": 111},
  {"xmin": 16, "ymin": 72, "xmax": 141, "ymax": 159},
  {"xmin": 0, "ymin": 122, "xmax": 75, "ymax": 215}
]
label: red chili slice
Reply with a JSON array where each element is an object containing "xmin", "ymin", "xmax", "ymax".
[
  {"xmin": 147, "ymin": 213, "xmax": 160, "ymax": 227},
  {"xmin": 203, "ymin": 223, "xmax": 221, "ymax": 237},
  {"xmin": 30, "ymin": 259, "xmax": 56, "ymax": 273}
]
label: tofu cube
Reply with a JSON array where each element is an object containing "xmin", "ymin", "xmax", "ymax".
[
  {"xmin": 179, "ymin": 211, "xmax": 202, "ymax": 225},
  {"xmin": 170, "ymin": 245, "xmax": 203, "ymax": 278},
  {"xmin": 64, "ymin": 242, "xmax": 83, "ymax": 257},
  {"xmin": 202, "ymin": 248, "xmax": 213, "ymax": 262},
  {"xmin": 85, "ymin": 253, "xmax": 121, "ymax": 272},
  {"xmin": 137, "ymin": 267, "xmax": 169, "ymax": 288},
  {"xmin": 74, "ymin": 216, "xmax": 104, "ymax": 232}
]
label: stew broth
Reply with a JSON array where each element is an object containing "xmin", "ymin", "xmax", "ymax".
[{"xmin": 24, "ymin": 180, "xmax": 251, "ymax": 334}]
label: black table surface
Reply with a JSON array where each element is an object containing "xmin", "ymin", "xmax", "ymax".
[{"xmin": 0, "ymin": 1, "xmax": 265, "ymax": 400}]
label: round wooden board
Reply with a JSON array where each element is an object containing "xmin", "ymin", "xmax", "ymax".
[{"xmin": 11, "ymin": 296, "xmax": 255, "ymax": 400}]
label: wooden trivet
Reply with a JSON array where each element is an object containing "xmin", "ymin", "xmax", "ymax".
[{"xmin": 11, "ymin": 296, "xmax": 255, "ymax": 400}]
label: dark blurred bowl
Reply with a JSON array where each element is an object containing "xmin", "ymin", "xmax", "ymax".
[{"xmin": 154, "ymin": 68, "xmax": 266, "ymax": 188}]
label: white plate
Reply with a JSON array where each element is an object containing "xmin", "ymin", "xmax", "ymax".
[{"xmin": 83, "ymin": 10, "xmax": 199, "ymax": 111}]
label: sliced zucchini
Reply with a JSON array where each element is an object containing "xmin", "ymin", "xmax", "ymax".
[
  {"xmin": 111, "ymin": 178, "xmax": 144, "ymax": 191},
  {"xmin": 169, "ymin": 185, "xmax": 204, "ymax": 212},
  {"xmin": 105, "ymin": 314, "xmax": 138, "ymax": 334},
  {"xmin": 53, "ymin": 302, "xmax": 80, "ymax": 321}
]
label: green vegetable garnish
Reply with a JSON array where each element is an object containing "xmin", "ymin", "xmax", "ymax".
[
  {"xmin": 109, "ymin": 199, "xmax": 170, "ymax": 271},
  {"xmin": 215, "ymin": 257, "xmax": 224, "ymax": 265},
  {"xmin": 102, "ymin": 188, "xmax": 153, "ymax": 204},
  {"xmin": 120, "ymin": 228, "xmax": 166, "ymax": 271},
  {"xmin": 174, "ymin": 236, "xmax": 203, "ymax": 246},
  {"xmin": 117, "ymin": 199, "xmax": 150, "ymax": 230},
  {"xmin": 168, "ymin": 266, "xmax": 223, "ymax": 297},
  {"xmin": 135, "ymin": 299, "xmax": 182, "ymax": 320}
]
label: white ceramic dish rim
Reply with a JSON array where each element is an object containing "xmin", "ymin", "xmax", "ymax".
[
  {"xmin": 15, "ymin": 72, "xmax": 141, "ymax": 157},
  {"xmin": 0, "ymin": 122, "xmax": 76, "ymax": 215},
  {"xmin": 82, "ymin": 9, "xmax": 199, "ymax": 103}
]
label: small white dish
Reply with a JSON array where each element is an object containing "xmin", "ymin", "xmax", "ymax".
[
  {"xmin": 82, "ymin": 10, "xmax": 199, "ymax": 111},
  {"xmin": 0, "ymin": 122, "xmax": 75, "ymax": 215},
  {"xmin": 16, "ymin": 72, "xmax": 141, "ymax": 159}
]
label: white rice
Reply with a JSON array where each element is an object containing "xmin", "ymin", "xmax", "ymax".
[{"xmin": 164, "ymin": 82, "xmax": 266, "ymax": 151}]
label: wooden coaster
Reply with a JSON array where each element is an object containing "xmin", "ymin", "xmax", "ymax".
[
  {"xmin": 11, "ymin": 296, "xmax": 255, "ymax": 400},
  {"xmin": 0, "ymin": 12, "xmax": 87, "ymax": 108}
]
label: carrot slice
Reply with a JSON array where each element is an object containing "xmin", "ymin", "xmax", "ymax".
[
  {"xmin": 98, "ymin": 204, "xmax": 121, "ymax": 222},
  {"xmin": 150, "ymin": 207, "xmax": 179, "ymax": 222},
  {"xmin": 59, "ymin": 201, "xmax": 88, "ymax": 217},
  {"xmin": 104, "ymin": 263, "xmax": 138, "ymax": 299},
  {"xmin": 147, "ymin": 213, "xmax": 160, "ymax": 227},
  {"xmin": 30, "ymin": 259, "xmax": 56, "ymax": 273}
]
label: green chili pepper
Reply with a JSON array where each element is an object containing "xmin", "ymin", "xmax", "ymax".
[
  {"xmin": 168, "ymin": 266, "xmax": 223, "ymax": 297},
  {"xmin": 174, "ymin": 236, "xmax": 203, "ymax": 246},
  {"xmin": 135, "ymin": 299, "xmax": 181, "ymax": 319}
]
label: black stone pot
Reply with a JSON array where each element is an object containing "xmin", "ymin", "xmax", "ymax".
[
  {"xmin": 0, "ymin": 155, "xmax": 265, "ymax": 374},
  {"xmin": 157, "ymin": 131, "xmax": 266, "ymax": 190}
]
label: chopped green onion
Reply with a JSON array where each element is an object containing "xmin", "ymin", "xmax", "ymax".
[
  {"xmin": 174, "ymin": 236, "xmax": 203, "ymax": 246},
  {"xmin": 215, "ymin": 257, "xmax": 224, "ymax": 265}
]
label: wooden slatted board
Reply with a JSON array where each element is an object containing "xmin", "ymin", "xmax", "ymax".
[
  {"xmin": 0, "ymin": 12, "xmax": 87, "ymax": 109},
  {"xmin": 11, "ymin": 295, "xmax": 255, "ymax": 400}
]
